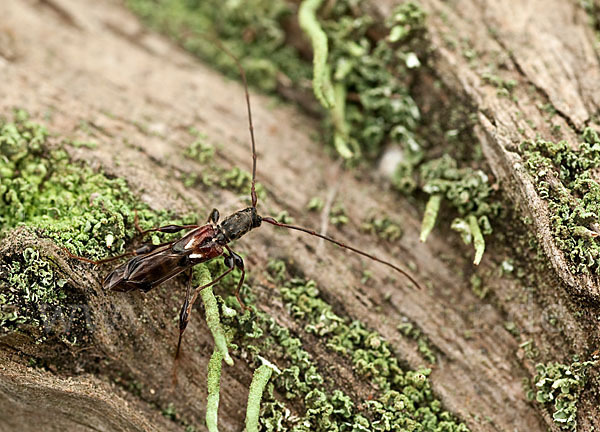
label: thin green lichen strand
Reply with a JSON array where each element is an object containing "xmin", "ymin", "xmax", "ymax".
[
  {"xmin": 527, "ymin": 359, "xmax": 598, "ymax": 431},
  {"xmin": 419, "ymin": 194, "xmax": 441, "ymax": 243},
  {"xmin": 206, "ymin": 349, "xmax": 223, "ymax": 432},
  {"xmin": 197, "ymin": 265, "xmax": 234, "ymax": 366},
  {"xmin": 298, "ymin": 0, "xmax": 336, "ymax": 109},
  {"xmin": 246, "ymin": 364, "xmax": 275, "ymax": 432},
  {"xmin": 522, "ymin": 128, "xmax": 600, "ymax": 274}
]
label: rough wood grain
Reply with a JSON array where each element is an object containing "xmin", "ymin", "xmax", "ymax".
[{"xmin": 0, "ymin": 1, "xmax": 598, "ymax": 431}]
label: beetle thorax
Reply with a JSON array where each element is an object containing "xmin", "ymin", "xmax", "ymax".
[{"xmin": 217, "ymin": 207, "xmax": 262, "ymax": 244}]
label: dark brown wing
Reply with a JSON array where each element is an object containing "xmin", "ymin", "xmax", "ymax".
[
  {"xmin": 104, "ymin": 249, "xmax": 188, "ymax": 292},
  {"xmin": 105, "ymin": 225, "xmax": 223, "ymax": 292}
]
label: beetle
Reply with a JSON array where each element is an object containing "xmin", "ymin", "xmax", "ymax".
[{"xmin": 65, "ymin": 42, "xmax": 421, "ymax": 359}]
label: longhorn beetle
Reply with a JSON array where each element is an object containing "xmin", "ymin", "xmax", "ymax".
[{"xmin": 65, "ymin": 41, "xmax": 422, "ymax": 360}]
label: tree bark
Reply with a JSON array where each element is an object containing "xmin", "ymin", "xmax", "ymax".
[{"xmin": 0, "ymin": 0, "xmax": 599, "ymax": 431}]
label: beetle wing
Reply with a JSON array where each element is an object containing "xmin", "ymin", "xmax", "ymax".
[
  {"xmin": 104, "ymin": 247, "xmax": 190, "ymax": 292},
  {"xmin": 104, "ymin": 224, "xmax": 224, "ymax": 292}
]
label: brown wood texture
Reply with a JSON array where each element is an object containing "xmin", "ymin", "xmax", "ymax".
[{"xmin": 0, "ymin": 0, "xmax": 599, "ymax": 431}]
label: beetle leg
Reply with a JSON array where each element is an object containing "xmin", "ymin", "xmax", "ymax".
[
  {"xmin": 175, "ymin": 269, "xmax": 195, "ymax": 360},
  {"xmin": 174, "ymin": 265, "xmax": 235, "ymax": 359},
  {"xmin": 140, "ymin": 223, "xmax": 200, "ymax": 235},
  {"xmin": 224, "ymin": 245, "xmax": 247, "ymax": 312},
  {"xmin": 234, "ymin": 266, "xmax": 247, "ymax": 313}
]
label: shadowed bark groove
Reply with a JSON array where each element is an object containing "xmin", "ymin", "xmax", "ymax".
[{"xmin": 0, "ymin": 1, "xmax": 599, "ymax": 431}]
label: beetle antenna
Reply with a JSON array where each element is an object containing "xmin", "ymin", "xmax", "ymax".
[
  {"xmin": 261, "ymin": 217, "xmax": 422, "ymax": 290},
  {"xmin": 210, "ymin": 38, "xmax": 258, "ymax": 208}
]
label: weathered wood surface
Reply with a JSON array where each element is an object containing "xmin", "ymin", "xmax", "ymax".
[
  {"xmin": 0, "ymin": 0, "xmax": 598, "ymax": 431},
  {"xmin": 407, "ymin": 0, "xmax": 600, "ymax": 301}
]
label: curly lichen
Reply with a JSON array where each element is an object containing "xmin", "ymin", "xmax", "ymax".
[
  {"xmin": 321, "ymin": 1, "xmax": 426, "ymax": 161},
  {"xmin": 521, "ymin": 127, "xmax": 600, "ymax": 274},
  {"xmin": 527, "ymin": 359, "xmax": 598, "ymax": 431}
]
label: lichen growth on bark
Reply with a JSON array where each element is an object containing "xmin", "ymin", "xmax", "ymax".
[
  {"xmin": 522, "ymin": 127, "xmax": 600, "ymax": 274},
  {"xmin": 216, "ymin": 260, "xmax": 469, "ymax": 431},
  {"xmin": 527, "ymin": 359, "xmax": 598, "ymax": 431}
]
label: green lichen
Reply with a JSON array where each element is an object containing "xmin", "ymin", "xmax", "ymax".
[
  {"xmin": 0, "ymin": 110, "xmax": 195, "ymax": 260},
  {"xmin": 0, "ymin": 111, "xmax": 203, "ymax": 341},
  {"xmin": 197, "ymin": 265, "xmax": 234, "ymax": 366},
  {"xmin": 125, "ymin": 0, "xmax": 311, "ymax": 93},
  {"xmin": 206, "ymin": 349, "xmax": 223, "ymax": 432},
  {"xmin": 185, "ymin": 129, "xmax": 214, "ymax": 164},
  {"xmin": 161, "ymin": 402, "xmax": 178, "ymax": 421},
  {"xmin": 246, "ymin": 363, "xmax": 276, "ymax": 432},
  {"xmin": 481, "ymin": 72, "xmax": 517, "ymax": 96},
  {"xmin": 527, "ymin": 359, "xmax": 598, "ymax": 431},
  {"xmin": 306, "ymin": 196, "xmax": 325, "ymax": 212},
  {"xmin": 216, "ymin": 259, "xmax": 469, "ymax": 431},
  {"xmin": 125, "ymin": 0, "xmax": 427, "ymax": 163},
  {"xmin": 328, "ymin": 201, "xmax": 348, "ymax": 227},
  {"xmin": 361, "ymin": 213, "xmax": 403, "ymax": 242},
  {"xmin": 218, "ymin": 166, "xmax": 266, "ymax": 203},
  {"xmin": 182, "ymin": 134, "xmax": 266, "ymax": 202},
  {"xmin": 299, "ymin": 0, "xmax": 336, "ymax": 109},
  {"xmin": 322, "ymin": 1, "xmax": 426, "ymax": 161},
  {"xmin": 0, "ymin": 247, "xmax": 67, "ymax": 335},
  {"xmin": 419, "ymin": 194, "xmax": 441, "ymax": 242},
  {"xmin": 521, "ymin": 128, "xmax": 600, "ymax": 274},
  {"xmin": 469, "ymin": 274, "xmax": 488, "ymax": 300},
  {"xmin": 397, "ymin": 320, "xmax": 436, "ymax": 364},
  {"xmin": 404, "ymin": 154, "xmax": 499, "ymax": 264}
]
